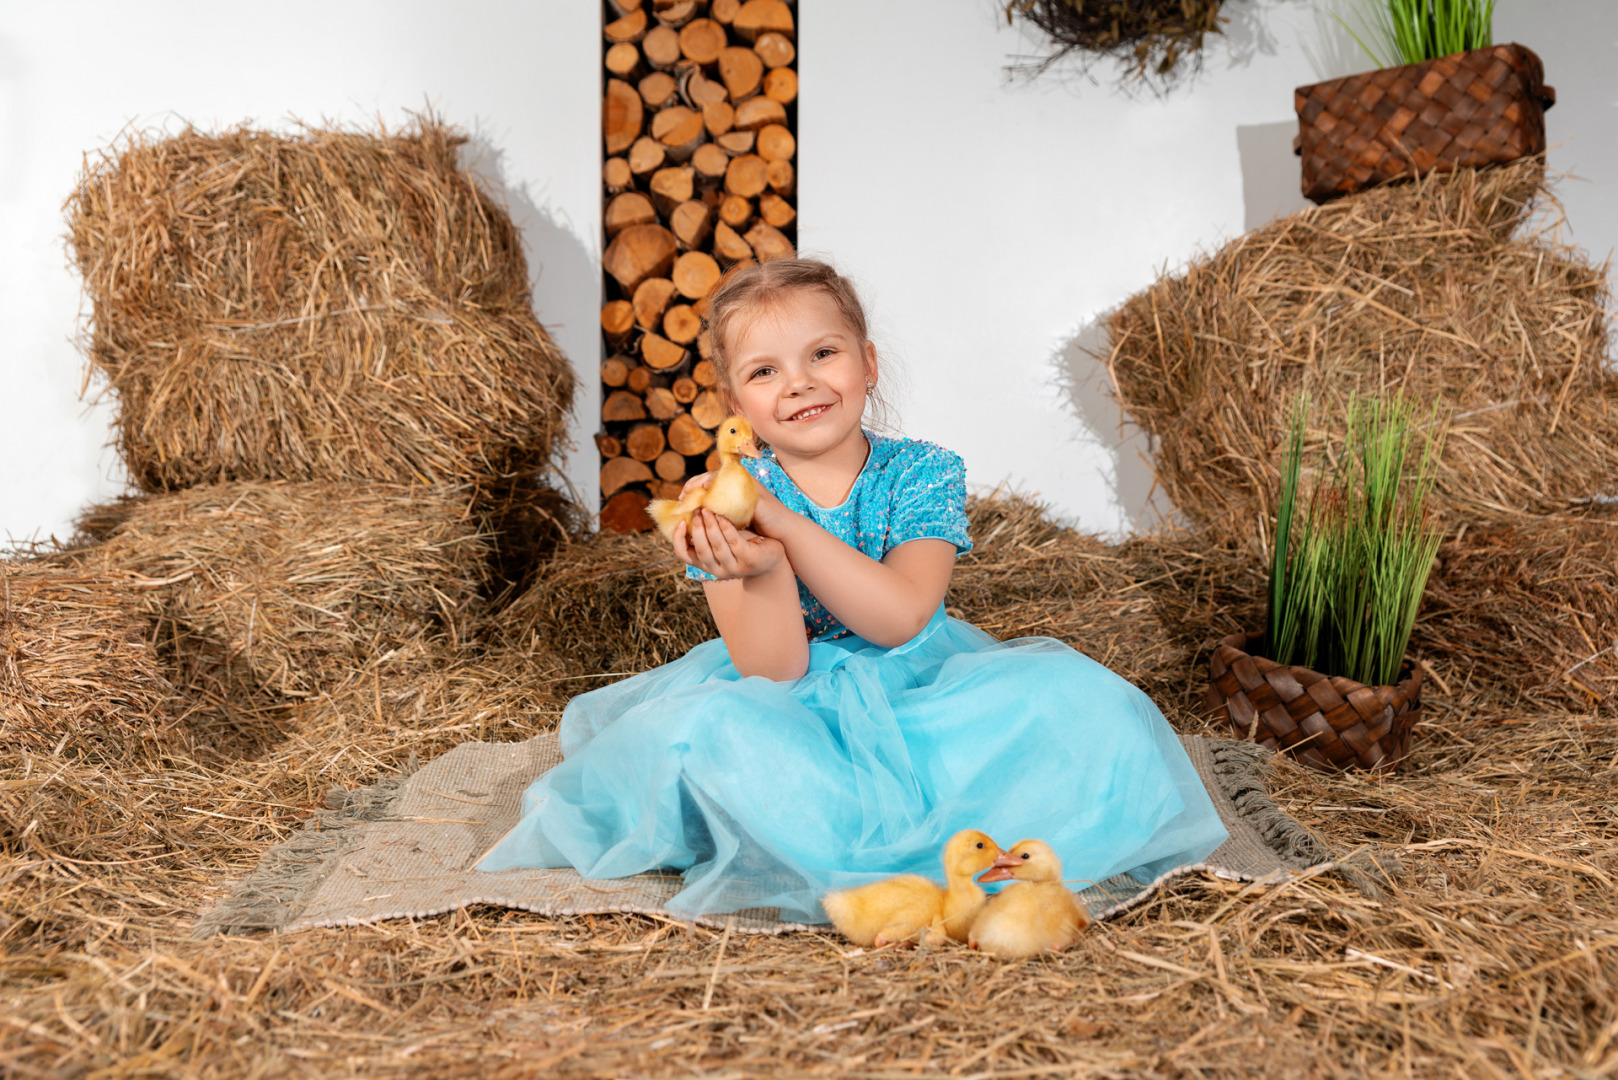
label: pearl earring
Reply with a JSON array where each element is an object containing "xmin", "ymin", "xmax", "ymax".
[{"xmin": 865, "ymin": 380, "xmax": 875, "ymax": 391}]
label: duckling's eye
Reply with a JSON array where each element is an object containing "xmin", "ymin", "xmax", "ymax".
[
  {"xmin": 1021, "ymin": 852, "xmax": 1031, "ymax": 860},
  {"xmin": 975, "ymin": 842, "xmax": 984, "ymax": 849},
  {"xmin": 727, "ymin": 427, "xmax": 736, "ymax": 434}
]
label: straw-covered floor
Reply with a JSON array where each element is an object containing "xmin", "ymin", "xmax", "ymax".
[{"xmin": 4, "ymin": 491, "xmax": 1616, "ymax": 1078}]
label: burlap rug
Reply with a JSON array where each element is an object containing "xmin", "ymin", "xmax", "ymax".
[{"xmin": 194, "ymin": 734, "xmax": 1391, "ymax": 938}]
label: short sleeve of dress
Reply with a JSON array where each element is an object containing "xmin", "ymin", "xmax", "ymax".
[
  {"xmin": 884, "ymin": 443, "xmax": 973, "ymax": 555},
  {"xmin": 685, "ymin": 563, "xmax": 716, "ymax": 582}
]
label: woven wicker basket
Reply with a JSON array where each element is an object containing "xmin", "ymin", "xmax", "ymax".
[
  {"xmin": 1294, "ymin": 43, "xmax": 1555, "ymax": 204},
  {"xmin": 1204, "ymin": 633, "xmax": 1422, "ymax": 772}
]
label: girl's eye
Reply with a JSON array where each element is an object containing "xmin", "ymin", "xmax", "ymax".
[
  {"xmin": 749, "ymin": 366, "xmax": 774, "ymax": 379},
  {"xmin": 814, "ymin": 347, "xmax": 835, "ymax": 360}
]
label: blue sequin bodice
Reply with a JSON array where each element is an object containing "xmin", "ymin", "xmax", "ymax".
[{"xmin": 687, "ymin": 431, "xmax": 973, "ymax": 641}]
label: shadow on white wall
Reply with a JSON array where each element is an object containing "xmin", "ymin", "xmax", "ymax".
[
  {"xmin": 459, "ymin": 134, "xmax": 595, "ymax": 509},
  {"xmin": 1050, "ymin": 317, "xmax": 1179, "ymax": 536}
]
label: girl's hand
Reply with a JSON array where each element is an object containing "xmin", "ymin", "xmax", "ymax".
[
  {"xmin": 674, "ymin": 509, "xmax": 786, "ymax": 580},
  {"xmin": 747, "ymin": 484, "xmax": 791, "ymax": 537},
  {"xmin": 679, "ymin": 472, "xmax": 714, "ymax": 500}
]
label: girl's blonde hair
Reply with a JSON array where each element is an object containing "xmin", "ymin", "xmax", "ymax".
[{"xmin": 703, "ymin": 257, "xmax": 894, "ymax": 431}]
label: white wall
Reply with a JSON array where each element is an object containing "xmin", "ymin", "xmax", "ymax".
[
  {"xmin": 3, "ymin": 1, "xmax": 1613, "ymax": 543},
  {"xmin": 0, "ymin": 1, "xmax": 600, "ymax": 544}
]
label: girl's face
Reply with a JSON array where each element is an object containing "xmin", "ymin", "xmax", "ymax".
[{"xmin": 723, "ymin": 291, "xmax": 876, "ymax": 463}]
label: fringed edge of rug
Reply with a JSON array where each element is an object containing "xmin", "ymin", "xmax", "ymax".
[
  {"xmin": 295, "ymin": 899, "xmax": 817, "ymax": 937},
  {"xmin": 1087, "ymin": 744, "xmax": 1404, "ymax": 919},
  {"xmin": 191, "ymin": 772, "xmax": 413, "ymax": 939},
  {"xmin": 1090, "ymin": 740, "xmax": 1401, "ymax": 920}
]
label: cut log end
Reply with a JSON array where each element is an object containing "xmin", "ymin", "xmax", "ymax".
[
  {"xmin": 646, "ymin": 385, "xmax": 683, "ymax": 420},
  {"xmin": 754, "ymin": 31, "xmax": 795, "ymax": 69},
  {"xmin": 605, "ymin": 79, "xmax": 645, "ymax": 156},
  {"xmin": 604, "ymin": 223, "xmax": 678, "ymax": 294},
  {"xmin": 669, "ymin": 413, "xmax": 716, "ymax": 456},
  {"xmin": 639, "ymin": 70, "xmax": 678, "ymax": 108},
  {"xmin": 691, "ymin": 389, "xmax": 727, "ymax": 429},
  {"xmin": 735, "ymin": 96, "xmax": 788, "ymax": 132},
  {"xmin": 664, "ymin": 303, "xmax": 704, "ymax": 345},
  {"xmin": 632, "ymin": 277, "xmax": 678, "ymax": 331},
  {"xmin": 672, "ymin": 250, "xmax": 723, "ymax": 300},
  {"xmin": 602, "ymin": 490, "xmax": 654, "ymax": 533},
  {"xmin": 713, "ymin": 219, "xmax": 755, "ymax": 264},
  {"xmin": 601, "ymin": 300, "xmax": 636, "ymax": 343},
  {"xmin": 724, "ymin": 154, "xmax": 769, "ymax": 198},
  {"xmin": 601, "ymin": 355, "xmax": 632, "ymax": 388},
  {"xmin": 718, "ymin": 46, "xmax": 765, "ymax": 101},
  {"xmin": 604, "ymin": 390, "xmax": 649, "ymax": 422},
  {"xmin": 732, "ymin": 0, "xmax": 794, "ymax": 43},
  {"xmin": 670, "ymin": 199, "xmax": 715, "ymax": 250},
  {"xmin": 603, "ymin": 156, "xmax": 634, "ymax": 193},
  {"xmin": 605, "ymin": 7, "xmax": 650, "ymax": 44},
  {"xmin": 626, "ymin": 423, "xmax": 667, "ymax": 462},
  {"xmin": 642, "ymin": 331, "xmax": 690, "ymax": 372},
  {"xmin": 762, "ymin": 65, "xmax": 797, "ymax": 104},
  {"xmin": 643, "ymin": 24, "xmax": 681, "ymax": 69},
  {"xmin": 655, "ymin": 449, "xmax": 689, "ymax": 482},
  {"xmin": 758, "ymin": 191, "xmax": 796, "ymax": 229}
]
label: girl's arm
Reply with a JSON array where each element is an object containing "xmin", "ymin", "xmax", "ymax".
[
  {"xmin": 675, "ymin": 510, "xmax": 809, "ymax": 681},
  {"xmin": 753, "ymin": 491, "xmax": 956, "ymax": 647}
]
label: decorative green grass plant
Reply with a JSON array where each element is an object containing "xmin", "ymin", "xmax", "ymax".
[
  {"xmin": 1263, "ymin": 393, "xmax": 1446, "ymax": 687},
  {"xmin": 1338, "ymin": 0, "xmax": 1496, "ymax": 68}
]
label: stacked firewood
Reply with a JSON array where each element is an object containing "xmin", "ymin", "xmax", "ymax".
[{"xmin": 599, "ymin": 0, "xmax": 797, "ymax": 531}]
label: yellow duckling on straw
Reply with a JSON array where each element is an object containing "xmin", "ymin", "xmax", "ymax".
[
  {"xmin": 821, "ymin": 830, "xmax": 1005, "ymax": 948},
  {"xmin": 969, "ymin": 839, "xmax": 1090, "ymax": 958},
  {"xmin": 647, "ymin": 416, "xmax": 762, "ymax": 541}
]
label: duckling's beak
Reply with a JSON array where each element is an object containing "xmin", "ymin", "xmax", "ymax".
[
  {"xmin": 738, "ymin": 439, "xmax": 761, "ymax": 458},
  {"xmin": 977, "ymin": 851, "xmax": 1022, "ymax": 883}
]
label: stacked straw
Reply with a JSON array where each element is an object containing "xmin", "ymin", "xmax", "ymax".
[
  {"xmin": 65, "ymin": 119, "xmax": 575, "ymax": 492},
  {"xmin": 72, "ymin": 481, "xmax": 491, "ymax": 700},
  {"xmin": 5, "ymin": 495, "xmax": 1618, "ymax": 1078},
  {"xmin": 1106, "ymin": 161, "xmax": 1618, "ymax": 550},
  {"xmin": 28, "ymin": 117, "xmax": 583, "ymax": 745}
]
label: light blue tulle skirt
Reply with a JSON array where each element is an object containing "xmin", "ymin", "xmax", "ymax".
[{"xmin": 477, "ymin": 607, "xmax": 1227, "ymax": 923}]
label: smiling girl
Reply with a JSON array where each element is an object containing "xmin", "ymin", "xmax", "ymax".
[{"xmin": 478, "ymin": 258, "xmax": 1227, "ymax": 922}]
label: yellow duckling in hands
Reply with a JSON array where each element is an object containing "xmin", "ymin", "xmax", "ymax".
[
  {"xmin": 647, "ymin": 416, "xmax": 762, "ymax": 542},
  {"xmin": 968, "ymin": 839, "xmax": 1090, "ymax": 959},
  {"xmin": 821, "ymin": 830, "xmax": 1004, "ymax": 948}
]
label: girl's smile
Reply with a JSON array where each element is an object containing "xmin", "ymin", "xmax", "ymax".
[{"xmin": 725, "ymin": 291, "xmax": 876, "ymax": 475}]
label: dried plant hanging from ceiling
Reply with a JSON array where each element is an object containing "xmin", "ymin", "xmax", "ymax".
[{"xmin": 1003, "ymin": 0, "xmax": 1227, "ymax": 92}]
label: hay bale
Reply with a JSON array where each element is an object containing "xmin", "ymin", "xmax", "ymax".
[
  {"xmin": 1419, "ymin": 510, "xmax": 1617, "ymax": 714},
  {"xmin": 0, "ymin": 560, "xmax": 172, "ymax": 753},
  {"xmin": 65, "ymin": 119, "xmax": 575, "ymax": 490},
  {"xmin": 1107, "ymin": 161, "xmax": 1618, "ymax": 550},
  {"xmin": 495, "ymin": 531, "xmax": 713, "ymax": 677},
  {"xmin": 72, "ymin": 481, "xmax": 490, "ymax": 699},
  {"xmin": 950, "ymin": 493, "xmax": 1184, "ymax": 694}
]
